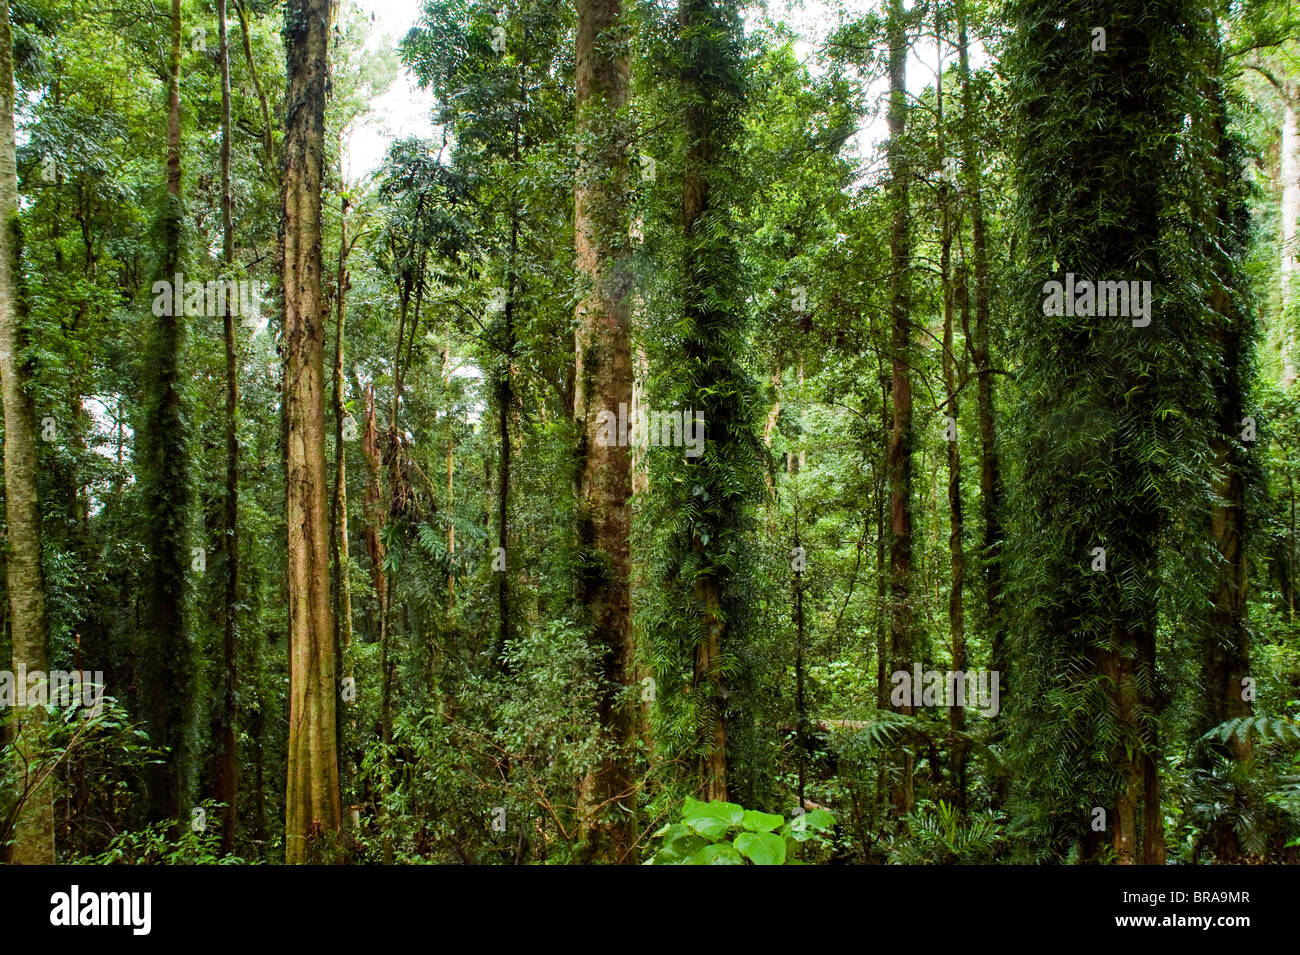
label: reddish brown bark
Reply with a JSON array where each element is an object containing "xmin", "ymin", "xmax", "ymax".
[{"xmin": 573, "ymin": 0, "xmax": 636, "ymax": 863}]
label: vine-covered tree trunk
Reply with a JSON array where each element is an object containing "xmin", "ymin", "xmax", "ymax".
[
  {"xmin": 282, "ymin": 0, "xmax": 340, "ymax": 864},
  {"xmin": 885, "ymin": 0, "xmax": 915, "ymax": 816},
  {"xmin": 0, "ymin": 0, "xmax": 53, "ymax": 864},
  {"xmin": 937, "ymin": 15, "xmax": 967, "ymax": 810},
  {"xmin": 215, "ymin": 0, "xmax": 241, "ymax": 855},
  {"xmin": 1007, "ymin": 0, "xmax": 1192, "ymax": 864},
  {"xmin": 679, "ymin": 0, "xmax": 749, "ymax": 804},
  {"xmin": 362, "ymin": 384, "xmax": 387, "ymax": 647},
  {"xmin": 140, "ymin": 0, "xmax": 195, "ymax": 825},
  {"xmin": 494, "ymin": 218, "xmax": 515, "ymax": 668},
  {"xmin": 1199, "ymin": 32, "xmax": 1254, "ymax": 863},
  {"xmin": 331, "ymin": 183, "xmax": 355, "ymax": 793}
]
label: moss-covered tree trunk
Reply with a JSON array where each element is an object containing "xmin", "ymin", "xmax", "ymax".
[
  {"xmin": 937, "ymin": 10, "xmax": 967, "ymax": 811},
  {"xmin": 1199, "ymin": 30, "xmax": 1255, "ymax": 864},
  {"xmin": 1006, "ymin": 0, "xmax": 1193, "ymax": 864},
  {"xmin": 215, "ymin": 0, "xmax": 241, "ymax": 855},
  {"xmin": 140, "ymin": 0, "xmax": 195, "ymax": 826},
  {"xmin": 885, "ymin": 0, "xmax": 915, "ymax": 817},
  {"xmin": 330, "ymin": 184, "xmax": 355, "ymax": 794},
  {"xmin": 679, "ymin": 0, "xmax": 751, "ymax": 805},
  {"xmin": 0, "ymin": 0, "xmax": 53, "ymax": 865}
]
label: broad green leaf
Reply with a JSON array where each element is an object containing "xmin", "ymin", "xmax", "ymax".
[
  {"xmin": 652, "ymin": 823, "xmax": 706, "ymax": 863},
  {"xmin": 801, "ymin": 809, "xmax": 834, "ymax": 831},
  {"xmin": 735, "ymin": 830, "xmax": 787, "ymax": 865},
  {"xmin": 742, "ymin": 809, "xmax": 786, "ymax": 832},
  {"xmin": 682, "ymin": 797, "xmax": 744, "ymax": 840},
  {"xmin": 689, "ymin": 842, "xmax": 744, "ymax": 865}
]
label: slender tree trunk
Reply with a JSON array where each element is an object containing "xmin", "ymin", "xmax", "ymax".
[
  {"xmin": 359, "ymin": 383, "xmax": 390, "ymax": 861},
  {"xmin": 0, "ymin": 0, "xmax": 53, "ymax": 864},
  {"xmin": 215, "ymin": 0, "xmax": 240, "ymax": 854},
  {"xmin": 937, "ymin": 20, "xmax": 968, "ymax": 811},
  {"xmin": 330, "ymin": 185, "xmax": 355, "ymax": 793},
  {"xmin": 445, "ymin": 342, "xmax": 455, "ymax": 604},
  {"xmin": 885, "ymin": 0, "xmax": 915, "ymax": 816},
  {"xmin": 793, "ymin": 502, "xmax": 807, "ymax": 810},
  {"xmin": 957, "ymin": 0, "xmax": 1002, "ymax": 694},
  {"xmin": 361, "ymin": 385, "xmax": 386, "ymax": 654},
  {"xmin": 876, "ymin": 370, "xmax": 889, "ymax": 712},
  {"xmin": 446, "ymin": 440, "xmax": 453, "ymax": 597},
  {"xmin": 573, "ymin": 0, "xmax": 635, "ymax": 863},
  {"xmin": 233, "ymin": 0, "xmax": 275, "ymax": 169},
  {"xmin": 282, "ymin": 0, "xmax": 340, "ymax": 864},
  {"xmin": 493, "ymin": 220, "xmax": 515, "ymax": 667}
]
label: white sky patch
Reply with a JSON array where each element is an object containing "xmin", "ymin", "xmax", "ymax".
[{"xmin": 344, "ymin": 0, "xmax": 437, "ymax": 181}]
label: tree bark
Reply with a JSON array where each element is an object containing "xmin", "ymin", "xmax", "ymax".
[
  {"xmin": 573, "ymin": 0, "xmax": 635, "ymax": 863},
  {"xmin": 0, "ymin": 0, "xmax": 53, "ymax": 864},
  {"xmin": 957, "ymin": 0, "xmax": 1002, "ymax": 692},
  {"xmin": 282, "ymin": 0, "xmax": 341, "ymax": 864}
]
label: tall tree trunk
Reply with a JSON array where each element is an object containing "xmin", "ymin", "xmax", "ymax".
[
  {"xmin": 875, "ymin": 370, "xmax": 889, "ymax": 712},
  {"xmin": 330, "ymin": 185, "xmax": 355, "ymax": 793},
  {"xmin": 493, "ymin": 223, "xmax": 515, "ymax": 668},
  {"xmin": 793, "ymin": 499, "xmax": 807, "ymax": 810},
  {"xmin": 0, "ymin": 0, "xmax": 53, "ymax": 864},
  {"xmin": 957, "ymin": 0, "xmax": 1002, "ymax": 696},
  {"xmin": 141, "ymin": 0, "xmax": 195, "ymax": 825},
  {"xmin": 362, "ymin": 385, "xmax": 387, "ymax": 640},
  {"xmin": 1008, "ymin": 0, "xmax": 1184, "ymax": 864},
  {"xmin": 215, "ymin": 0, "xmax": 241, "ymax": 854},
  {"xmin": 573, "ymin": 0, "xmax": 635, "ymax": 863},
  {"xmin": 444, "ymin": 340, "xmax": 455, "ymax": 605},
  {"xmin": 1200, "ymin": 34, "xmax": 1254, "ymax": 863},
  {"xmin": 885, "ymin": 0, "xmax": 915, "ymax": 817},
  {"xmin": 282, "ymin": 0, "xmax": 340, "ymax": 864},
  {"xmin": 360, "ymin": 383, "xmax": 389, "ymax": 860},
  {"xmin": 679, "ymin": 0, "xmax": 745, "ymax": 804},
  {"xmin": 493, "ymin": 61, "xmax": 529, "ymax": 669},
  {"xmin": 937, "ymin": 15, "xmax": 967, "ymax": 811}
]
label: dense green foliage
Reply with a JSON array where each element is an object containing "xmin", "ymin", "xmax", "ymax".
[{"xmin": 2, "ymin": 0, "xmax": 1299, "ymax": 865}]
